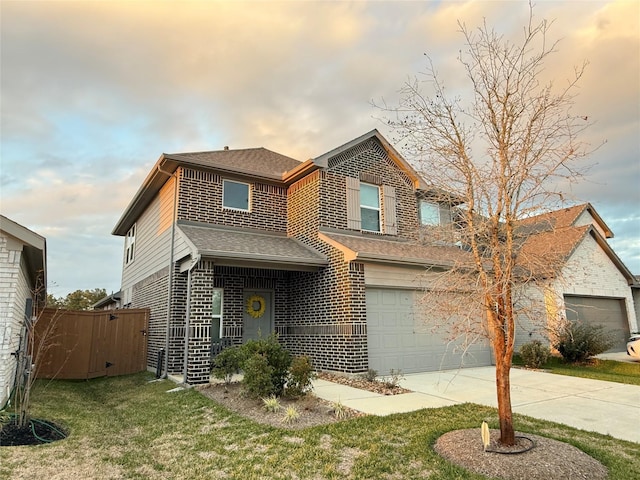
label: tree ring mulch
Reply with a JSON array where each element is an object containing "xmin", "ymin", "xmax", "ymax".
[
  {"xmin": 0, "ymin": 418, "xmax": 68, "ymax": 446},
  {"xmin": 434, "ymin": 428, "xmax": 607, "ymax": 480}
]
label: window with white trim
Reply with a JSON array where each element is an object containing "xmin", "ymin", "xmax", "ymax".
[
  {"xmin": 211, "ymin": 289, "xmax": 224, "ymax": 340},
  {"xmin": 223, "ymin": 179, "xmax": 250, "ymax": 211},
  {"xmin": 360, "ymin": 183, "xmax": 381, "ymax": 232},
  {"xmin": 420, "ymin": 200, "xmax": 440, "ymax": 226},
  {"xmin": 125, "ymin": 224, "xmax": 136, "ymax": 265}
]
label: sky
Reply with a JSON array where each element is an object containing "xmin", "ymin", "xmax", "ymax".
[{"xmin": 1, "ymin": 0, "xmax": 639, "ymax": 298}]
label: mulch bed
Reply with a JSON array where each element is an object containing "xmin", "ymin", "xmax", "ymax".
[
  {"xmin": 0, "ymin": 418, "xmax": 67, "ymax": 446},
  {"xmin": 316, "ymin": 372, "xmax": 411, "ymax": 395},
  {"xmin": 435, "ymin": 428, "xmax": 608, "ymax": 480},
  {"xmin": 198, "ymin": 382, "xmax": 362, "ymax": 429}
]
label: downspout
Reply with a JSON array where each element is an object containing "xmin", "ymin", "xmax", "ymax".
[
  {"xmin": 183, "ymin": 253, "xmax": 201, "ymax": 384},
  {"xmin": 159, "ymin": 164, "xmax": 178, "ymax": 379}
]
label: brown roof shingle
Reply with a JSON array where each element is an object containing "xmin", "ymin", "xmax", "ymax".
[
  {"xmin": 167, "ymin": 147, "xmax": 302, "ymax": 179},
  {"xmin": 320, "ymin": 231, "xmax": 472, "ymax": 268},
  {"xmin": 178, "ymin": 222, "xmax": 327, "ymax": 268}
]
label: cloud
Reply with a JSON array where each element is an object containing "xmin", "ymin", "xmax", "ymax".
[{"xmin": 1, "ymin": 0, "xmax": 638, "ymax": 298}]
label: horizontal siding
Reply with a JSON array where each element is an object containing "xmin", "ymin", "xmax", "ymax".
[
  {"xmin": 364, "ymin": 263, "xmax": 439, "ymax": 288},
  {"xmin": 121, "ymin": 177, "xmax": 176, "ymax": 291},
  {"xmin": 172, "ymin": 229, "xmax": 192, "ymax": 262}
]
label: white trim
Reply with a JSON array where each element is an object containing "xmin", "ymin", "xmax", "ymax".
[{"xmin": 360, "ymin": 182, "xmax": 381, "ymax": 233}]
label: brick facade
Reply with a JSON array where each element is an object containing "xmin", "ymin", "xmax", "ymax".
[
  {"xmin": 177, "ymin": 167, "xmax": 288, "ymax": 233},
  {"xmin": 0, "ymin": 230, "xmax": 42, "ymax": 407},
  {"xmin": 125, "ymin": 136, "xmax": 426, "ymax": 380},
  {"xmin": 116, "ymin": 132, "xmax": 636, "ymax": 385}
]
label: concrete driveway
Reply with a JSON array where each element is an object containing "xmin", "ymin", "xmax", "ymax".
[{"xmin": 313, "ymin": 366, "xmax": 640, "ymax": 443}]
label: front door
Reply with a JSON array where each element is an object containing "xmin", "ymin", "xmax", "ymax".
[{"xmin": 243, "ymin": 290, "xmax": 273, "ymax": 342}]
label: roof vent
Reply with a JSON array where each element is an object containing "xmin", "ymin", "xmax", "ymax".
[{"xmin": 223, "ymin": 146, "xmax": 229, "ymax": 151}]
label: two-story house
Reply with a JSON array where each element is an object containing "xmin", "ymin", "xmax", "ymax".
[
  {"xmin": 112, "ymin": 130, "xmax": 493, "ymax": 384},
  {"xmin": 113, "ymin": 130, "xmax": 637, "ymax": 384}
]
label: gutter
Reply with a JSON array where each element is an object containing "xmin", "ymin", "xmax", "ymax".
[
  {"xmin": 182, "ymin": 253, "xmax": 201, "ymax": 384},
  {"xmin": 159, "ymin": 164, "xmax": 178, "ymax": 379}
]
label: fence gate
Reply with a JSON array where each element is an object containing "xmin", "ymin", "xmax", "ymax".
[{"xmin": 34, "ymin": 308, "xmax": 149, "ymax": 380}]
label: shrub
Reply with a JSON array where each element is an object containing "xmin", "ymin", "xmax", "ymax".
[
  {"xmin": 361, "ymin": 368, "xmax": 378, "ymax": 382},
  {"xmin": 211, "ymin": 346, "xmax": 244, "ymax": 386},
  {"xmin": 243, "ymin": 353, "xmax": 275, "ymax": 397},
  {"xmin": 519, "ymin": 340, "xmax": 549, "ymax": 368},
  {"xmin": 242, "ymin": 334, "xmax": 292, "ymax": 396},
  {"xmin": 553, "ymin": 321, "xmax": 615, "ymax": 363},
  {"xmin": 286, "ymin": 356, "xmax": 316, "ymax": 397}
]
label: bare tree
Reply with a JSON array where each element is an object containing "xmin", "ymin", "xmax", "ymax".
[
  {"xmin": 378, "ymin": 5, "xmax": 591, "ymax": 445},
  {"xmin": 9, "ymin": 276, "xmax": 63, "ymax": 429}
]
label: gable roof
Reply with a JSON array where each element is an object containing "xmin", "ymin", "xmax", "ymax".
[
  {"xmin": 518, "ymin": 223, "xmax": 635, "ymax": 284},
  {"xmin": 312, "ymin": 129, "xmax": 428, "ymax": 190},
  {"xmin": 113, "ymin": 130, "xmax": 429, "ymax": 236},
  {"xmin": 177, "ymin": 221, "xmax": 327, "ymax": 271},
  {"xmin": 319, "ymin": 230, "xmax": 471, "ymax": 268},
  {"xmin": 520, "ymin": 203, "xmax": 613, "ymax": 238},
  {"xmin": 0, "ymin": 215, "xmax": 47, "ymax": 295}
]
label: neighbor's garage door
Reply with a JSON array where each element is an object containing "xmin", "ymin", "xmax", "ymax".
[
  {"xmin": 564, "ymin": 295, "xmax": 630, "ymax": 352},
  {"xmin": 366, "ymin": 288, "xmax": 492, "ymax": 374}
]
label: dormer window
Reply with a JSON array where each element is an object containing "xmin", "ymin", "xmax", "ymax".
[
  {"xmin": 360, "ymin": 183, "xmax": 381, "ymax": 232},
  {"xmin": 223, "ymin": 180, "xmax": 250, "ymax": 211},
  {"xmin": 420, "ymin": 201, "xmax": 440, "ymax": 226}
]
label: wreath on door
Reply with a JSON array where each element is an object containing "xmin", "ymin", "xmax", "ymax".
[{"xmin": 246, "ymin": 294, "xmax": 266, "ymax": 319}]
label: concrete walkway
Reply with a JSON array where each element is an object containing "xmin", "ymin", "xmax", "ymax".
[{"xmin": 312, "ymin": 366, "xmax": 640, "ymax": 444}]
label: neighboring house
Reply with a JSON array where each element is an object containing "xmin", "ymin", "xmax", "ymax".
[
  {"xmin": 0, "ymin": 215, "xmax": 46, "ymax": 407},
  {"xmin": 515, "ymin": 204, "xmax": 638, "ymax": 351},
  {"xmin": 92, "ymin": 291, "xmax": 121, "ymax": 310},
  {"xmin": 113, "ymin": 130, "xmax": 637, "ymax": 384}
]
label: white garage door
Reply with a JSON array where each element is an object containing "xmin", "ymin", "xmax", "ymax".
[
  {"xmin": 366, "ymin": 288, "xmax": 492, "ymax": 374},
  {"xmin": 564, "ymin": 295, "xmax": 630, "ymax": 352}
]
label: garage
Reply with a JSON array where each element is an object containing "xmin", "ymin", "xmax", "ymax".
[
  {"xmin": 563, "ymin": 295, "xmax": 630, "ymax": 352},
  {"xmin": 366, "ymin": 288, "xmax": 493, "ymax": 374}
]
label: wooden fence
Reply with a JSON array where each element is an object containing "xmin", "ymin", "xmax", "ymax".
[{"xmin": 34, "ymin": 308, "xmax": 149, "ymax": 379}]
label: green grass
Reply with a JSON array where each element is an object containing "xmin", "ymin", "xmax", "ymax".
[
  {"xmin": 1, "ymin": 372, "xmax": 638, "ymax": 479},
  {"xmin": 514, "ymin": 355, "xmax": 640, "ymax": 385}
]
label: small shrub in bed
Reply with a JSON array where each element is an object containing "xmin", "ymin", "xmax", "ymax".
[
  {"xmin": 243, "ymin": 353, "xmax": 275, "ymax": 397},
  {"xmin": 519, "ymin": 340, "xmax": 549, "ymax": 369},
  {"xmin": 553, "ymin": 321, "xmax": 615, "ymax": 363},
  {"xmin": 286, "ymin": 355, "xmax": 316, "ymax": 397},
  {"xmin": 242, "ymin": 334, "xmax": 292, "ymax": 396},
  {"xmin": 211, "ymin": 346, "xmax": 244, "ymax": 386}
]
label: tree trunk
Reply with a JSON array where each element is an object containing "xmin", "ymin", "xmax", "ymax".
[{"xmin": 495, "ymin": 350, "xmax": 515, "ymax": 445}]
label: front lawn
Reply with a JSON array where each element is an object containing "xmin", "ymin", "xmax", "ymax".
[
  {"xmin": 1, "ymin": 373, "xmax": 638, "ymax": 479},
  {"xmin": 514, "ymin": 355, "xmax": 640, "ymax": 386}
]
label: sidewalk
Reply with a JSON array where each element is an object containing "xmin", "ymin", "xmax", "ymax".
[{"xmin": 312, "ymin": 366, "xmax": 640, "ymax": 444}]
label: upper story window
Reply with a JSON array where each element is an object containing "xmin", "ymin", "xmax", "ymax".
[
  {"xmin": 360, "ymin": 183, "xmax": 381, "ymax": 232},
  {"xmin": 420, "ymin": 201, "xmax": 440, "ymax": 226},
  {"xmin": 125, "ymin": 224, "xmax": 136, "ymax": 265},
  {"xmin": 223, "ymin": 180, "xmax": 250, "ymax": 211}
]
